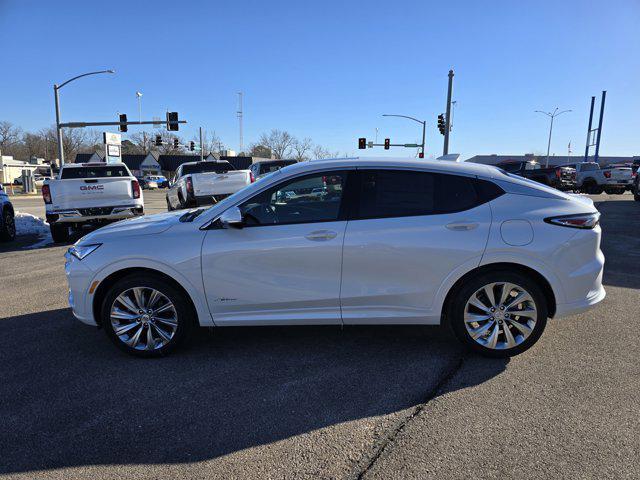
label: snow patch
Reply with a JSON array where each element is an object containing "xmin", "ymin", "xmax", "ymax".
[{"xmin": 15, "ymin": 212, "xmax": 50, "ymax": 236}]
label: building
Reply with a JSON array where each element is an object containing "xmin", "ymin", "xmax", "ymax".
[
  {"xmin": 466, "ymin": 154, "xmax": 640, "ymax": 167},
  {"xmin": 0, "ymin": 155, "xmax": 39, "ymax": 184}
]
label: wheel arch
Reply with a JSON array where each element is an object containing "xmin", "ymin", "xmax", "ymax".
[
  {"xmin": 3, "ymin": 202, "xmax": 15, "ymax": 216},
  {"xmin": 92, "ymin": 267, "xmax": 201, "ymax": 327},
  {"xmin": 441, "ymin": 262, "xmax": 557, "ymax": 324}
]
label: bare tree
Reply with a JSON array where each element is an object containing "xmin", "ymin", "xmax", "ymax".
[
  {"xmin": 248, "ymin": 144, "xmax": 272, "ymax": 158},
  {"xmin": 193, "ymin": 129, "xmax": 223, "ymax": 157},
  {"xmin": 292, "ymin": 137, "xmax": 313, "ymax": 161},
  {"xmin": 258, "ymin": 129, "xmax": 295, "ymax": 159},
  {"xmin": 312, "ymin": 145, "xmax": 333, "ymax": 159},
  {"xmin": 0, "ymin": 121, "xmax": 23, "ymax": 155},
  {"xmin": 148, "ymin": 129, "xmax": 186, "ymax": 155}
]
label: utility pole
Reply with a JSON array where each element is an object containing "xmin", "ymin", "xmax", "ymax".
[
  {"xmin": 443, "ymin": 69, "xmax": 454, "ymax": 156},
  {"xmin": 535, "ymin": 107, "xmax": 572, "ymax": 167},
  {"xmin": 237, "ymin": 92, "xmax": 243, "ymax": 154},
  {"xmin": 199, "ymin": 127, "xmax": 204, "ymax": 161},
  {"xmin": 53, "ymin": 69, "xmax": 115, "ymax": 165}
]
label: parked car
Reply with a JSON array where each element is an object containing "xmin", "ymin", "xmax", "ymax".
[
  {"xmin": 633, "ymin": 169, "xmax": 640, "ymax": 202},
  {"xmin": 0, "ymin": 184, "xmax": 16, "ymax": 242},
  {"xmin": 496, "ymin": 161, "xmax": 576, "ymax": 191},
  {"xmin": 65, "ymin": 158, "xmax": 605, "ymax": 358},
  {"xmin": 145, "ymin": 175, "xmax": 169, "ymax": 188},
  {"xmin": 249, "ymin": 159, "xmax": 297, "ymax": 180},
  {"xmin": 574, "ymin": 162, "xmax": 632, "ymax": 194},
  {"xmin": 43, "ymin": 163, "xmax": 144, "ymax": 243},
  {"xmin": 166, "ymin": 160, "xmax": 252, "ymax": 210}
]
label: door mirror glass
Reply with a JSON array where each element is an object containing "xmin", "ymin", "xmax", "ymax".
[{"xmin": 219, "ymin": 207, "xmax": 244, "ymax": 229}]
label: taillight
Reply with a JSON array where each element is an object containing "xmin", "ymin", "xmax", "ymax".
[
  {"xmin": 544, "ymin": 212, "xmax": 600, "ymax": 229},
  {"xmin": 603, "ymin": 171, "xmax": 611, "ymax": 178},
  {"xmin": 131, "ymin": 180, "xmax": 140, "ymax": 199},
  {"xmin": 555, "ymin": 168, "xmax": 561, "ymax": 179},
  {"xmin": 250, "ymin": 171, "xmax": 255, "ymax": 183},
  {"xmin": 186, "ymin": 177, "xmax": 193, "ymax": 195},
  {"xmin": 42, "ymin": 184, "xmax": 52, "ymax": 204}
]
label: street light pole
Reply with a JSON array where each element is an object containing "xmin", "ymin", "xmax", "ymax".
[
  {"xmin": 382, "ymin": 114, "xmax": 426, "ymax": 158},
  {"xmin": 535, "ymin": 108, "xmax": 572, "ymax": 167},
  {"xmin": 53, "ymin": 69, "xmax": 115, "ymax": 165}
]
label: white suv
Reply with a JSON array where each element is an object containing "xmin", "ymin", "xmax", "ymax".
[{"xmin": 65, "ymin": 158, "xmax": 605, "ymax": 358}]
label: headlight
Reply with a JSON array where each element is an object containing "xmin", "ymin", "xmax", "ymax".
[{"xmin": 68, "ymin": 243, "xmax": 102, "ymax": 260}]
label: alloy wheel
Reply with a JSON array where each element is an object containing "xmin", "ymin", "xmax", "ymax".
[
  {"xmin": 5, "ymin": 212, "xmax": 15, "ymax": 238},
  {"xmin": 110, "ymin": 287, "xmax": 178, "ymax": 350},
  {"xmin": 464, "ymin": 282, "xmax": 537, "ymax": 350}
]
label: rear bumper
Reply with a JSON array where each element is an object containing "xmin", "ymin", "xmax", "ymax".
[
  {"xmin": 554, "ymin": 284, "xmax": 606, "ymax": 318},
  {"xmin": 47, "ymin": 205, "xmax": 144, "ymax": 224}
]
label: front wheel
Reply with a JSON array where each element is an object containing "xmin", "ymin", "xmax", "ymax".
[
  {"xmin": 0, "ymin": 208, "xmax": 16, "ymax": 242},
  {"xmin": 448, "ymin": 270, "xmax": 548, "ymax": 357},
  {"xmin": 101, "ymin": 274, "xmax": 194, "ymax": 357},
  {"xmin": 50, "ymin": 222, "xmax": 70, "ymax": 243}
]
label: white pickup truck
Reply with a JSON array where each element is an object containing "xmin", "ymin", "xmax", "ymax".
[
  {"xmin": 165, "ymin": 160, "xmax": 252, "ymax": 210},
  {"xmin": 576, "ymin": 162, "xmax": 633, "ymax": 194},
  {"xmin": 43, "ymin": 163, "xmax": 144, "ymax": 242}
]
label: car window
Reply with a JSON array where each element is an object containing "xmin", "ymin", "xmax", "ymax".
[
  {"xmin": 525, "ymin": 162, "xmax": 540, "ymax": 170},
  {"xmin": 61, "ymin": 166, "xmax": 129, "ymax": 179},
  {"xmin": 183, "ymin": 162, "xmax": 234, "ymax": 175},
  {"xmin": 498, "ymin": 163, "xmax": 521, "ymax": 173},
  {"xmin": 355, "ymin": 170, "xmax": 482, "ymax": 219},
  {"xmin": 239, "ymin": 171, "xmax": 347, "ymax": 226}
]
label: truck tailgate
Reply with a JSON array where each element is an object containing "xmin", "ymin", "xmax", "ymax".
[
  {"xmin": 49, "ymin": 178, "xmax": 135, "ymax": 210},
  {"xmin": 192, "ymin": 170, "xmax": 251, "ymax": 196}
]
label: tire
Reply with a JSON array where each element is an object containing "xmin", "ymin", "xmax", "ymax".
[
  {"xmin": 0, "ymin": 208, "xmax": 16, "ymax": 242},
  {"xmin": 101, "ymin": 274, "xmax": 194, "ymax": 357},
  {"xmin": 447, "ymin": 270, "xmax": 548, "ymax": 358},
  {"xmin": 634, "ymin": 189, "xmax": 640, "ymax": 202},
  {"xmin": 166, "ymin": 197, "xmax": 174, "ymax": 211},
  {"xmin": 50, "ymin": 222, "xmax": 70, "ymax": 243}
]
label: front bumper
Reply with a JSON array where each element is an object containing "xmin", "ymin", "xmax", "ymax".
[{"xmin": 65, "ymin": 250, "xmax": 98, "ymax": 326}]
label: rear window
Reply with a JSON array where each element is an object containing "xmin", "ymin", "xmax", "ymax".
[
  {"xmin": 183, "ymin": 162, "xmax": 234, "ymax": 175},
  {"xmin": 61, "ymin": 166, "xmax": 129, "ymax": 179},
  {"xmin": 355, "ymin": 170, "xmax": 493, "ymax": 219}
]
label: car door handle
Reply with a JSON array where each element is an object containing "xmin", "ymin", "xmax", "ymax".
[
  {"xmin": 305, "ymin": 230, "xmax": 337, "ymax": 241},
  {"xmin": 445, "ymin": 221, "xmax": 479, "ymax": 231}
]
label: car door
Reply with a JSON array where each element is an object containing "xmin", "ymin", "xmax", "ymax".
[
  {"xmin": 201, "ymin": 170, "xmax": 351, "ymax": 325},
  {"xmin": 340, "ymin": 168, "xmax": 494, "ymax": 325}
]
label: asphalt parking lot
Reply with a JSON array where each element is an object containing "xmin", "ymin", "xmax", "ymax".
[{"xmin": 0, "ymin": 192, "xmax": 638, "ymax": 479}]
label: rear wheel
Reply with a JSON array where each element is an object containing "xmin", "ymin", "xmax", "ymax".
[
  {"xmin": 166, "ymin": 197, "xmax": 174, "ymax": 211},
  {"xmin": 101, "ymin": 274, "xmax": 194, "ymax": 357},
  {"xmin": 50, "ymin": 222, "xmax": 70, "ymax": 243},
  {"xmin": 448, "ymin": 270, "xmax": 548, "ymax": 357},
  {"xmin": 0, "ymin": 208, "xmax": 16, "ymax": 241}
]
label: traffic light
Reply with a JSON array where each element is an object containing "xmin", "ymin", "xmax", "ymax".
[
  {"xmin": 173, "ymin": 138, "xmax": 179, "ymax": 149},
  {"xmin": 437, "ymin": 114, "xmax": 446, "ymax": 135},
  {"xmin": 166, "ymin": 111, "xmax": 179, "ymax": 131},
  {"xmin": 118, "ymin": 114, "xmax": 128, "ymax": 132},
  {"xmin": 384, "ymin": 138, "xmax": 390, "ymax": 150},
  {"xmin": 358, "ymin": 137, "xmax": 366, "ymax": 149},
  {"xmin": 418, "ymin": 152, "xmax": 424, "ymax": 158},
  {"xmin": 155, "ymin": 135, "xmax": 162, "ymax": 146},
  {"xmin": 189, "ymin": 141, "xmax": 195, "ymax": 151}
]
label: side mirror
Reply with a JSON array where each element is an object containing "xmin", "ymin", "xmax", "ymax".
[{"xmin": 219, "ymin": 207, "xmax": 244, "ymax": 229}]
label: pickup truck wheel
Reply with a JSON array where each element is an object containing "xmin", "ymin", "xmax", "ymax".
[
  {"xmin": 0, "ymin": 208, "xmax": 16, "ymax": 242},
  {"xmin": 448, "ymin": 270, "xmax": 548, "ymax": 358},
  {"xmin": 101, "ymin": 274, "xmax": 193, "ymax": 357},
  {"xmin": 166, "ymin": 198, "xmax": 174, "ymax": 211},
  {"xmin": 50, "ymin": 223, "xmax": 70, "ymax": 243},
  {"xmin": 635, "ymin": 191, "xmax": 640, "ymax": 202}
]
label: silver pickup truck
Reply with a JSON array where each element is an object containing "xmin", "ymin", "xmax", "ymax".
[
  {"xmin": 43, "ymin": 163, "xmax": 144, "ymax": 242},
  {"xmin": 165, "ymin": 160, "xmax": 252, "ymax": 210}
]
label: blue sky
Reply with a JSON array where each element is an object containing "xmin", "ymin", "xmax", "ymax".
[{"xmin": 1, "ymin": 0, "xmax": 638, "ymax": 159}]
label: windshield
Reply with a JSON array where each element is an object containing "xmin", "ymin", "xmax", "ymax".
[
  {"xmin": 183, "ymin": 162, "xmax": 234, "ymax": 175},
  {"xmin": 61, "ymin": 166, "xmax": 129, "ymax": 179}
]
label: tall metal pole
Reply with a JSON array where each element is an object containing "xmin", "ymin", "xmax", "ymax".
[
  {"xmin": 443, "ymin": 69, "xmax": 454, "ymax": 155},
  {"xmin": 545, "ymin": 114, "xmax": 555, "ymax": 168},
  {"xmin": 421, "ymin": 120, "xmax": 426, "ymax": 158},
  {"xmin": 54, "ymin": 85, "xmax": 64, "ymax": 165},
  {"xmin": 199, "ymin": 127, "xmax": 204, "ymax": 162},
  {"xmin": 594, "ymin": 90, "xmax": 606, "ymax": 165},
  {"xmin": 237, "ymin": 92, "xmax": 243, "ymax": 154},
  {"xmin": 584, "ymin": 96, "xmax": 595, "ymax": 162}
]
